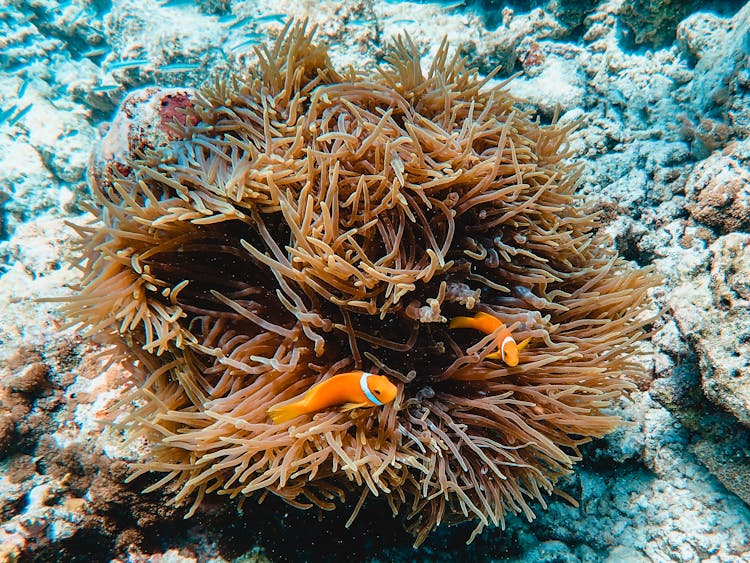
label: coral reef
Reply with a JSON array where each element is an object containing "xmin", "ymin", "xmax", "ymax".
[
  {"xmin": 65, "ymin": 22, "xmax": 658, "ymax": 544},
  {"xmin": 4, "ymin": 0, "xmax": 750, "ymax": 559}
]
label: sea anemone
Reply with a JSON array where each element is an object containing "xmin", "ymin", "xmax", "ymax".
[{"xmin": 66, "ymin": 22, "xmax": 659, "ymax": 545}]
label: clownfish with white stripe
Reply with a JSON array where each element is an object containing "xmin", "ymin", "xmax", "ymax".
[
  {"xmin": 450, "ymin": 311, "xmax": 531, "ymax": 367},
  {"xmin": 267, "ymin": 371, "xmax": 398, "ymax": 424}
]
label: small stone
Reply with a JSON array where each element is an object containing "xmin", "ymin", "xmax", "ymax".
[{"xmin": 9, "ymin": 362, "xmax": 50, "ymax": 394}]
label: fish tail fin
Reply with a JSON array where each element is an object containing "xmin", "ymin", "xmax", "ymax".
[
  {"xmin": 449, "ymin": 315, "xmax": 477, "ymax": 330},
  {"xmin": 450, "ymin": 312, "xmax": 501, "ymax": 334},
  {"xmin": 268, "ymin": 400, "xmax": 309, "ymax": 424}
]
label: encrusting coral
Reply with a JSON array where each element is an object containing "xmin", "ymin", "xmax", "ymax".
[{"xmin": 65, "ymin": 22, "xmax": 660, "ymax": 545}]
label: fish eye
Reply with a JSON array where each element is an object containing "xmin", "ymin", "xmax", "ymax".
[{"xmin": 374, "ymin": 390, "xmax": 381, "ymax": 395}]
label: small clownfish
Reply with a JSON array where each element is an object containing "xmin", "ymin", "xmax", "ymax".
[
  {"xmin": 267, "ymin": 371, "xmax": 398, "ymax": 424},
  {"xmin": 449, "ymin": 311, "xmax": 531, "ymax": 367}
]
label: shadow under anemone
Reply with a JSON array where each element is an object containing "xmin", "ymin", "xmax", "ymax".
[{"xmin": 63, "ymin": 21, "xmax": 661, "ymax": 546}]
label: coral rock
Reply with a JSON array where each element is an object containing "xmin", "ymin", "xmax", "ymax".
[
  {"xmin": 671, "ymin": 233, "xmax": 750, "ymax": 426},
  {"xmin": 684, "ymin": 2, "xmax": 750, "ymax": 119},
  {"xmin": 676, "ymin": 12, "xmax": 726, "ymax": 63},
  {"xmin": 685, "ymin": 141, "xmax": 750, "ymax": 233},
  {"xmin": 90, "ymin": 87, "xmax": 197, "ymax": 193}
]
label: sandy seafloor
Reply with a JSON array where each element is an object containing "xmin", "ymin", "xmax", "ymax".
[{"xmin": 1, "ymin": 0, "xmax": 750, "ymax": 561}]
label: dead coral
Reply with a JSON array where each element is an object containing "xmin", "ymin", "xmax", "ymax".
[{"xmin": 66, "ymin": 22, "xmax": 659, "ymax": 545}]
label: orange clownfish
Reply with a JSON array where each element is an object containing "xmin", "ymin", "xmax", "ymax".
[
  {"xmin": 267, "ymin": 371, "xmax": 398, "ymax": 424},
  {"xmin": 449, "ymin": 311, "xmax": 531, "ymax": 367}
]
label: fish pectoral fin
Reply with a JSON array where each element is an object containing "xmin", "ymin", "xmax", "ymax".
[
  {"xmin": 340, "ymin": 402, "xmax": 370, "ymax": 412},
  {"xmin": 485, "ymin": 351, "xmax": 503, "ymax": 361},
  {"xmin": 517, "ymin": 337, "xmax": 532, "ymax": 352}
]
